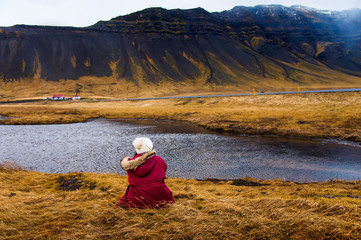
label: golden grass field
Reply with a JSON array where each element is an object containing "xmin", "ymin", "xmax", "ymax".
[
  {"xmin": 0, "ymin": 162, "xmax": 360, "ymax": 239},
  {"xmin": 1, "ymin": 91, "xmax": 361, "ymax": 239},
  {"xmin": 1, "ymin": 25, "xmax": 361, "ymax": 239},
  {"xmin": 0, "ymin": 91, "xmax": 360, "ymax": 142}
]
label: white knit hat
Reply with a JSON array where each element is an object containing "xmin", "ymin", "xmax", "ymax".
[{"xmin": 132, "ymin": 137, "xmax": 153, "ymax": 154}]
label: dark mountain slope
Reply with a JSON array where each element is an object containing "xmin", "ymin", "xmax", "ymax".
[
  {"xmin": 0, "ymin": 5, "xmax": 360, "ymax": 98},
  {"xmin": 221, "ymin": 5, "xmax": 361, "ymax": 73}
]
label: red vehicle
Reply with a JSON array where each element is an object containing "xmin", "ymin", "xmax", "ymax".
[{"xmin": 52, "ymin": 95, "xmax": 65, "ymax": 100}]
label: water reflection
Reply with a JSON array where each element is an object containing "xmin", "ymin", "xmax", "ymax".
[{"xmin": 0, "ymin": 118, "xmax": 360, "ymax": 182}]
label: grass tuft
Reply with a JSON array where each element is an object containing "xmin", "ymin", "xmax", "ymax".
[
  {"xmin": 1, "ymin": 166, "xmax": 360, "ymax": 239},
  {"xmin": 0, "ymin": 161, "xmax": 28, "ymax": 171}
]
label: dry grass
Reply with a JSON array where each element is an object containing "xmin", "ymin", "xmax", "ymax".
[
  {"xmin": 0, "ymin": 91, "xmax": 360, "ymax": 142},
  {"xmin": 1, "ymin": 163, "xmax": 360, "ymax": 239}
]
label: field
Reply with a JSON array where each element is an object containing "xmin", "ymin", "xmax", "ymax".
[
  {"xmin": 0, "ymin": 162, "xmax": 360, "ymax": 239},
  {"xmin": 0, "ymin": 91, "xmax": 360, "ymax": 142},
  {"xmin": 1, "ymin": 91, "xmax": 361, "ymax": 239}
]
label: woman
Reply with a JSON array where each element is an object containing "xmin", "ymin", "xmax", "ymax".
[{"xmin": 115, "ymin": 137, "xmax": 174, "ymax": 208}]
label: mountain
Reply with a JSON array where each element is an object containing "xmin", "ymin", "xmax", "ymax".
[{"xmin": 0, "ymin": 5, "xmax": 361, "ymax": 99}]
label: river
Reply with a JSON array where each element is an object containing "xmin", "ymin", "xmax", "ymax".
[{"xmin": 0, "ymin": 118, "xmax": 360, "ymax": 182}]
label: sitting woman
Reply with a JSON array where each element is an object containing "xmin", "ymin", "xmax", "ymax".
[{"xmin": 115, "ymin": 137, "xmax": 174, "ymax": 208}]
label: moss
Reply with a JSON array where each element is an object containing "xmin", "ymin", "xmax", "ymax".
[{"xmin": 56, "ymin": 173, "xmax": 97, "ymax": 191}]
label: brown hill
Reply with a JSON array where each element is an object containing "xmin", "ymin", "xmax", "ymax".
[{"xmin": 0, "ymin": 5, "xmax": 360, "ymax": 99}]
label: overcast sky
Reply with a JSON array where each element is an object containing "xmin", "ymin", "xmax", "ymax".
[{"xmin": 0, "ymin": 0, "xmax": 360, "ymax": 27}]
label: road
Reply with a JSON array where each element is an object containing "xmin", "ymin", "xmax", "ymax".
[
  {"xmin": 91, "ymin": 87, "xmax": 361, "ymax": 102},
  {"xmin": 1, "ymin": 88, "xmax": 360, "ymax": 104}
]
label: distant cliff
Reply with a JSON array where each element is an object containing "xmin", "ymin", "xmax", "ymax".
[{"xmin": 0, "ymin": 5, "xmax": 361, "ymax": 98}]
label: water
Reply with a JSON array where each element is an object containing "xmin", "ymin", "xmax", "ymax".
[
  {"xmin": 0, "ymin": 118, "xmax": 360, "ymax": 182},
  {"xmin": 0, "ymin": 115, "xmax": 11, "ymax": 120}
]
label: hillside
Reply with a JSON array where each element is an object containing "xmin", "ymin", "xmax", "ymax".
[{"xmin": 0, "ymin": 5, "xmax": 361, "ymax": 99}]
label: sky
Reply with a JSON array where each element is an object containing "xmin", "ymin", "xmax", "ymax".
[{"xmin": 0, "ymin": 0, "xmax": 360, "ymax": 27}]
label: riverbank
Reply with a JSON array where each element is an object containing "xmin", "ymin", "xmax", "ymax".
[
  {"xmin": 0, "ymin": 91, "xmax": 360, "ymax": 142},
  {"xmin": 1, "ymin": 162, "xmax": 360, "ymax": 239}
]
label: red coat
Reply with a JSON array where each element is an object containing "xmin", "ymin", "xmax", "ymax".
[{"xmin": 116, "ymin": 154, "xmax": 174, "ymax": 208}]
